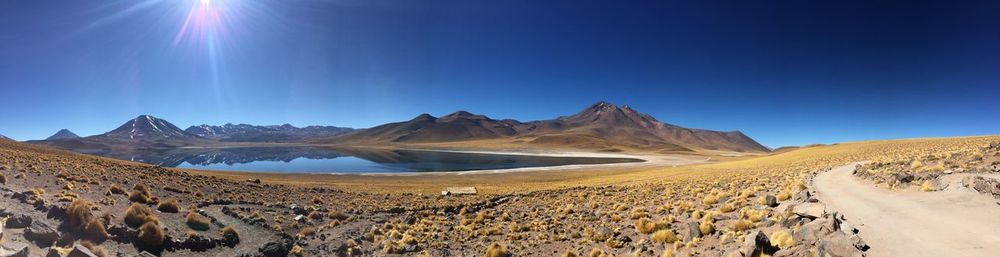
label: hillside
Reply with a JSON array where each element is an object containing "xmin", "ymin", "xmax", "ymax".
[{"xmin": 332, "ymin": 102, "xmax": 770, "ymax": 153}]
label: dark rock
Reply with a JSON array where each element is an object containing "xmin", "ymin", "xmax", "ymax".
[
  {"xmin": 740, "ymin": 231, "xmax": 778, "ymax": 256},
  {"xmin": 892, "ymin": 172, "xmax": 915, "ymax": 184},
  {"xmin": 259, "ymin": 239, "xmax": 292, "ymax": 257},
  {"xmin": 765, "ymin": 195, "xmax": 778, "ymax": 207},
  {"xmin": 818, "ymin": 234, "xmax": 864, "ymax": 257},
  {"xmin": 24, "ymin": 222, "xmax": 58, "ymax": 246},
  {"xmin": 5, "ymin": 215, "xmax": 31, "ymax": 228}
]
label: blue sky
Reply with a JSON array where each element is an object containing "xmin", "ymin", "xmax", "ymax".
[{"xmin": 1, "ymin": 0, "xmax": 998, "ymax": 147}]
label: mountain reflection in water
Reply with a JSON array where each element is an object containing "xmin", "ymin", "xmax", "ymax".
[{"xmin": 88, "ymin": 147, "xmax": 643, "ymax": 173}]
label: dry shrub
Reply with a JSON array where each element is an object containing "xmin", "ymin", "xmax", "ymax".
[
  {"xmin": 298, "ymin": 227, "xmax": 317, "ymax": 238},
  {"xmin": 769, "ymin": 230, "xmax": 794, "ymax": 248},
  {"xmin": 157, "ymin": 198, "xmax": 180, "ymax": 213},
  {"xmin": 0, "ymin": 173, "xmax": 6, "ymax": 184},
  {"xmin": 137, "ymin": 221, "xmax": 165, "ymax": 248},
  {"xmin": 561, "ymin": 250, "xmax": 578, "ymax": 257},
  {"xmin": 80, "ymin": 241, "xmax": 109, "ymax": 257},
  {"xmin": 109, "ymin": 184, "xmax": 126, "ymax": 195},
  {"xmin": 731, "ymin": 219, "xmax": 752, "ymax": 232},
  {"xmin": 776, "ymin": 191, "xmax": 791, "ymax": 201},
  {"xmin": 186, "ymin": 211, "xmax": 211, "ymax": 231},
  {"xmin": 329, "ymin": 211, "xmax": 350, "ymax": 221},
  {"xmin": 125, "ymin": 203, "xmax": 157, "ymax": 228},
  {"xmin": 129, "ymin": 184, "xmax": 152, "ymax": 203},
  {"xmin": 222, "ymin": 226, "xmax": 240, "ymax": 243},
  {"xmin": 634, "ymin": 218, "xmax": 666, "ymax": 234},
  {"xmin": 84, "ymin": 218, "xmax": 109, "ymax": 241},
  {"xmin": 699, "ymin": 220, "xmax": 714, "ymax": 235},
  {"xmin": 702, "ymin": 194, "xmax": 719, "ymax": 205},
  {"xmin": 651, "ymin": 229, "xmax": 677, "ymax": 244},
  {"xmin": 484, "ymin": 242, "xmax": 510, "ymax": 257},
  {"xmin": 67, "ymin": 199, "xmax": 95, "ymax": 229}
]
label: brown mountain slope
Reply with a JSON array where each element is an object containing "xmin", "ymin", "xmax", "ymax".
[{"xmin": 331, "ymin": 102, "xmax": 770, "ymax": 153}]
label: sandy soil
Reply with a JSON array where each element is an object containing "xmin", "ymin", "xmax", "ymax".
[{"xmin": 813, "ymin": 163, "xmax": 1000, "ymax": 257}]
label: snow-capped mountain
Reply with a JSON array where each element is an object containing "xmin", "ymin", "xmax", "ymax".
[
  {"xmin": 185, "ymin": 123, "xmax": 354, "ymax": 142},
  {"xmin": 103, "ymin": 115, "xmax": 198, "ymax": 140}
]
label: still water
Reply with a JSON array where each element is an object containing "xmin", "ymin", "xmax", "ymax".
[{"xmin": 89, "ymin": 147, "xmax": 643, "ymax": 173}]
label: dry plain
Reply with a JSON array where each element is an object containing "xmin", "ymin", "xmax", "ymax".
[{"xmin": 1, "ymin": 135, "xmax": 999, "ymax": 256}]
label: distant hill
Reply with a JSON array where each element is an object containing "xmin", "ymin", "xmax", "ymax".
[
  {"xmin": 45, "ymin": 129, "xmax": 81, "ymax": 140},
  {"xmin": 332, "ymin": 101, "xmax": 770, "ymax": 153},
  {"xmin": 185, "ymin": 123, "xmax": 354, "ymax": 142}
]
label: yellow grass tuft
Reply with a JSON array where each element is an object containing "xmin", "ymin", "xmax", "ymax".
[
  {"xmin": 484, "ymin": 242, "xmax": 510, "ymax": 257},
  {"xmin": 156, "ymin": 198, "xmax": 180, "ymax": 213},
  {"xmin": 769, "ymin": 229, "xmax": 794, "ymax": 248},
  {"xmin": 186, "ymin": 211, "xmax": 211, "ymax": 231},
  {"xmin": 651, "ymin": 229, "xmax": 678, "ymax": 244}
]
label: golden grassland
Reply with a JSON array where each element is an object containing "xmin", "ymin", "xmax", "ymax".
[
  {"xmin": 193, "ymin": 136, "xmax": 1000, "ymax": 195},
  {"xmin": 0, "ymin": 135, "xmax": 997, "ymax": 256}
]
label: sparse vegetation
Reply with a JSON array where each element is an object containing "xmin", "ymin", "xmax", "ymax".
[
  {"xmin": 125, "ymin": 203, "xmax": 157, "ymax": 228},
  {"xmin": 186, "ymin": 211, "xmax": 211, "ymax": 231},
  {"xmin": 157, "ymin": 198, "xmax": 180, "ymax": 213}
]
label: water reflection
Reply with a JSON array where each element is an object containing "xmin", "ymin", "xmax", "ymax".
[{"xmin": 87, "ymin": 147, "xmax": 643, "ymax": 173}]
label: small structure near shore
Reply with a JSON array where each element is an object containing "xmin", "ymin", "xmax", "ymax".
[{"xmin": 441, "ymin": 187, "xmax": 478, "ymax": 196}]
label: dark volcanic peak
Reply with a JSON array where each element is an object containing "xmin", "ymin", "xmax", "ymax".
[
  {"xmin": 45, "ymin": 129, "xmax": 81, "ymax": 140},
  {"xmin": 104, "ymin": 115, "xmax": 194, "ymax": 140},
  {"xmin": 559, "ymin": 101, "xmax": 661, "ymax": 129}
]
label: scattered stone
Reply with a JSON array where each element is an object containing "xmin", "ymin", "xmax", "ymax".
[
  {"xmin": 740, "ymin": 231, "xmax": 778, "ymax": 256},
  {"xmin": 0, "ymin": 242, "xmax": 28, "ymax": 257},
  {"xmin": 259, "ymin": 239, "xmax": 292, "ymax": 257},
  {"xmin": 136, "ymin": 251, "xmax": 156, "ymax": 257},
  {"xmin": 818, "ymin": 234, "xmax": 864, "ymax": 257},
  {"xmin": 66, "ymin": 244, "xmax": 97, "ymax": 257},
  {"xmin": 792, "ymin": 203, "xmax": 825, "ymax": 219},
  {"xmin": 5, "ymin": 215, "xmax": 31, "ymax": 228},
  {"xmin": 24, "ymin": 221, "xmax": 58, "ymax": 246},
  {"xmin": 765, "ymin": 195, "xmax": 778, "ymax": 207},
  {"xmin": 686, "ymin": 222, "xmax": 702, "ymax": 240}
]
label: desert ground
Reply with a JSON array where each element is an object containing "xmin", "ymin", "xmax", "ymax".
[{"xmin": 1, "ymin": 135, "xmax": 999, "ymax": 256}]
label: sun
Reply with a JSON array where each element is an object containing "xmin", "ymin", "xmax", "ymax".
[{"xmin": 200, "ymin": 0, "xmax": 212, "ymax": 6}]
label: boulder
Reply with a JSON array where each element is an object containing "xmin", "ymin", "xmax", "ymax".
[
  {"xmin": 740, "ymin": 231, "xmax": 778, "ymax": 256},
  {"xmin": 765, "ymin": 195, "xmax": 778, "ymax": 207},
  {"xmin": 686, "ymin": 222, "xmax": 702, "ymax": 240},
  {"xmin": 24, "ymin": 221, "xmax": 58, "ymax": 246},
  {"xmin": 792, "ymin": 203, "xmax": 825, "ymax": 219},
  {"xmin": 259, "ymin": 239, "xmax": 292, "ymax": 257},
  {"xmin": 5, "ymin": 215, "xmax": 31, "ymax": 228},
  {"xmin": 0, "ymin": 242, "xmax": 28, "ymax": 257},
  {"xmin": 817, "ymin": 234, "xmax": 864, "ymax": 257},
  {"xmin": 66, "ymin": 244, "xmax": 97, "ymax": 257}
]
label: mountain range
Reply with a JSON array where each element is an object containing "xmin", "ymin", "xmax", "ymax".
[
  {"xmin": 185, "ymin": 123, "xmax": 353, "ymax": 142},
  {"xmin": 29, "ymin": 102, "xmax": 769, "ymax": 153},
  {"xmin": 333, "ymin": 102, "xmax": 769, "ymax": 153}
]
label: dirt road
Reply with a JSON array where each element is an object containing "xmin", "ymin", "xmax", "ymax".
[{"xmin": 813, "ymin": 163, "xmax": 1000, "ymax": 257}]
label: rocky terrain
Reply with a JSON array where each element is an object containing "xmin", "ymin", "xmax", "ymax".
[{"xmin": 3, "ymin": 133, "xmax": 996, "ymax": 256}]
